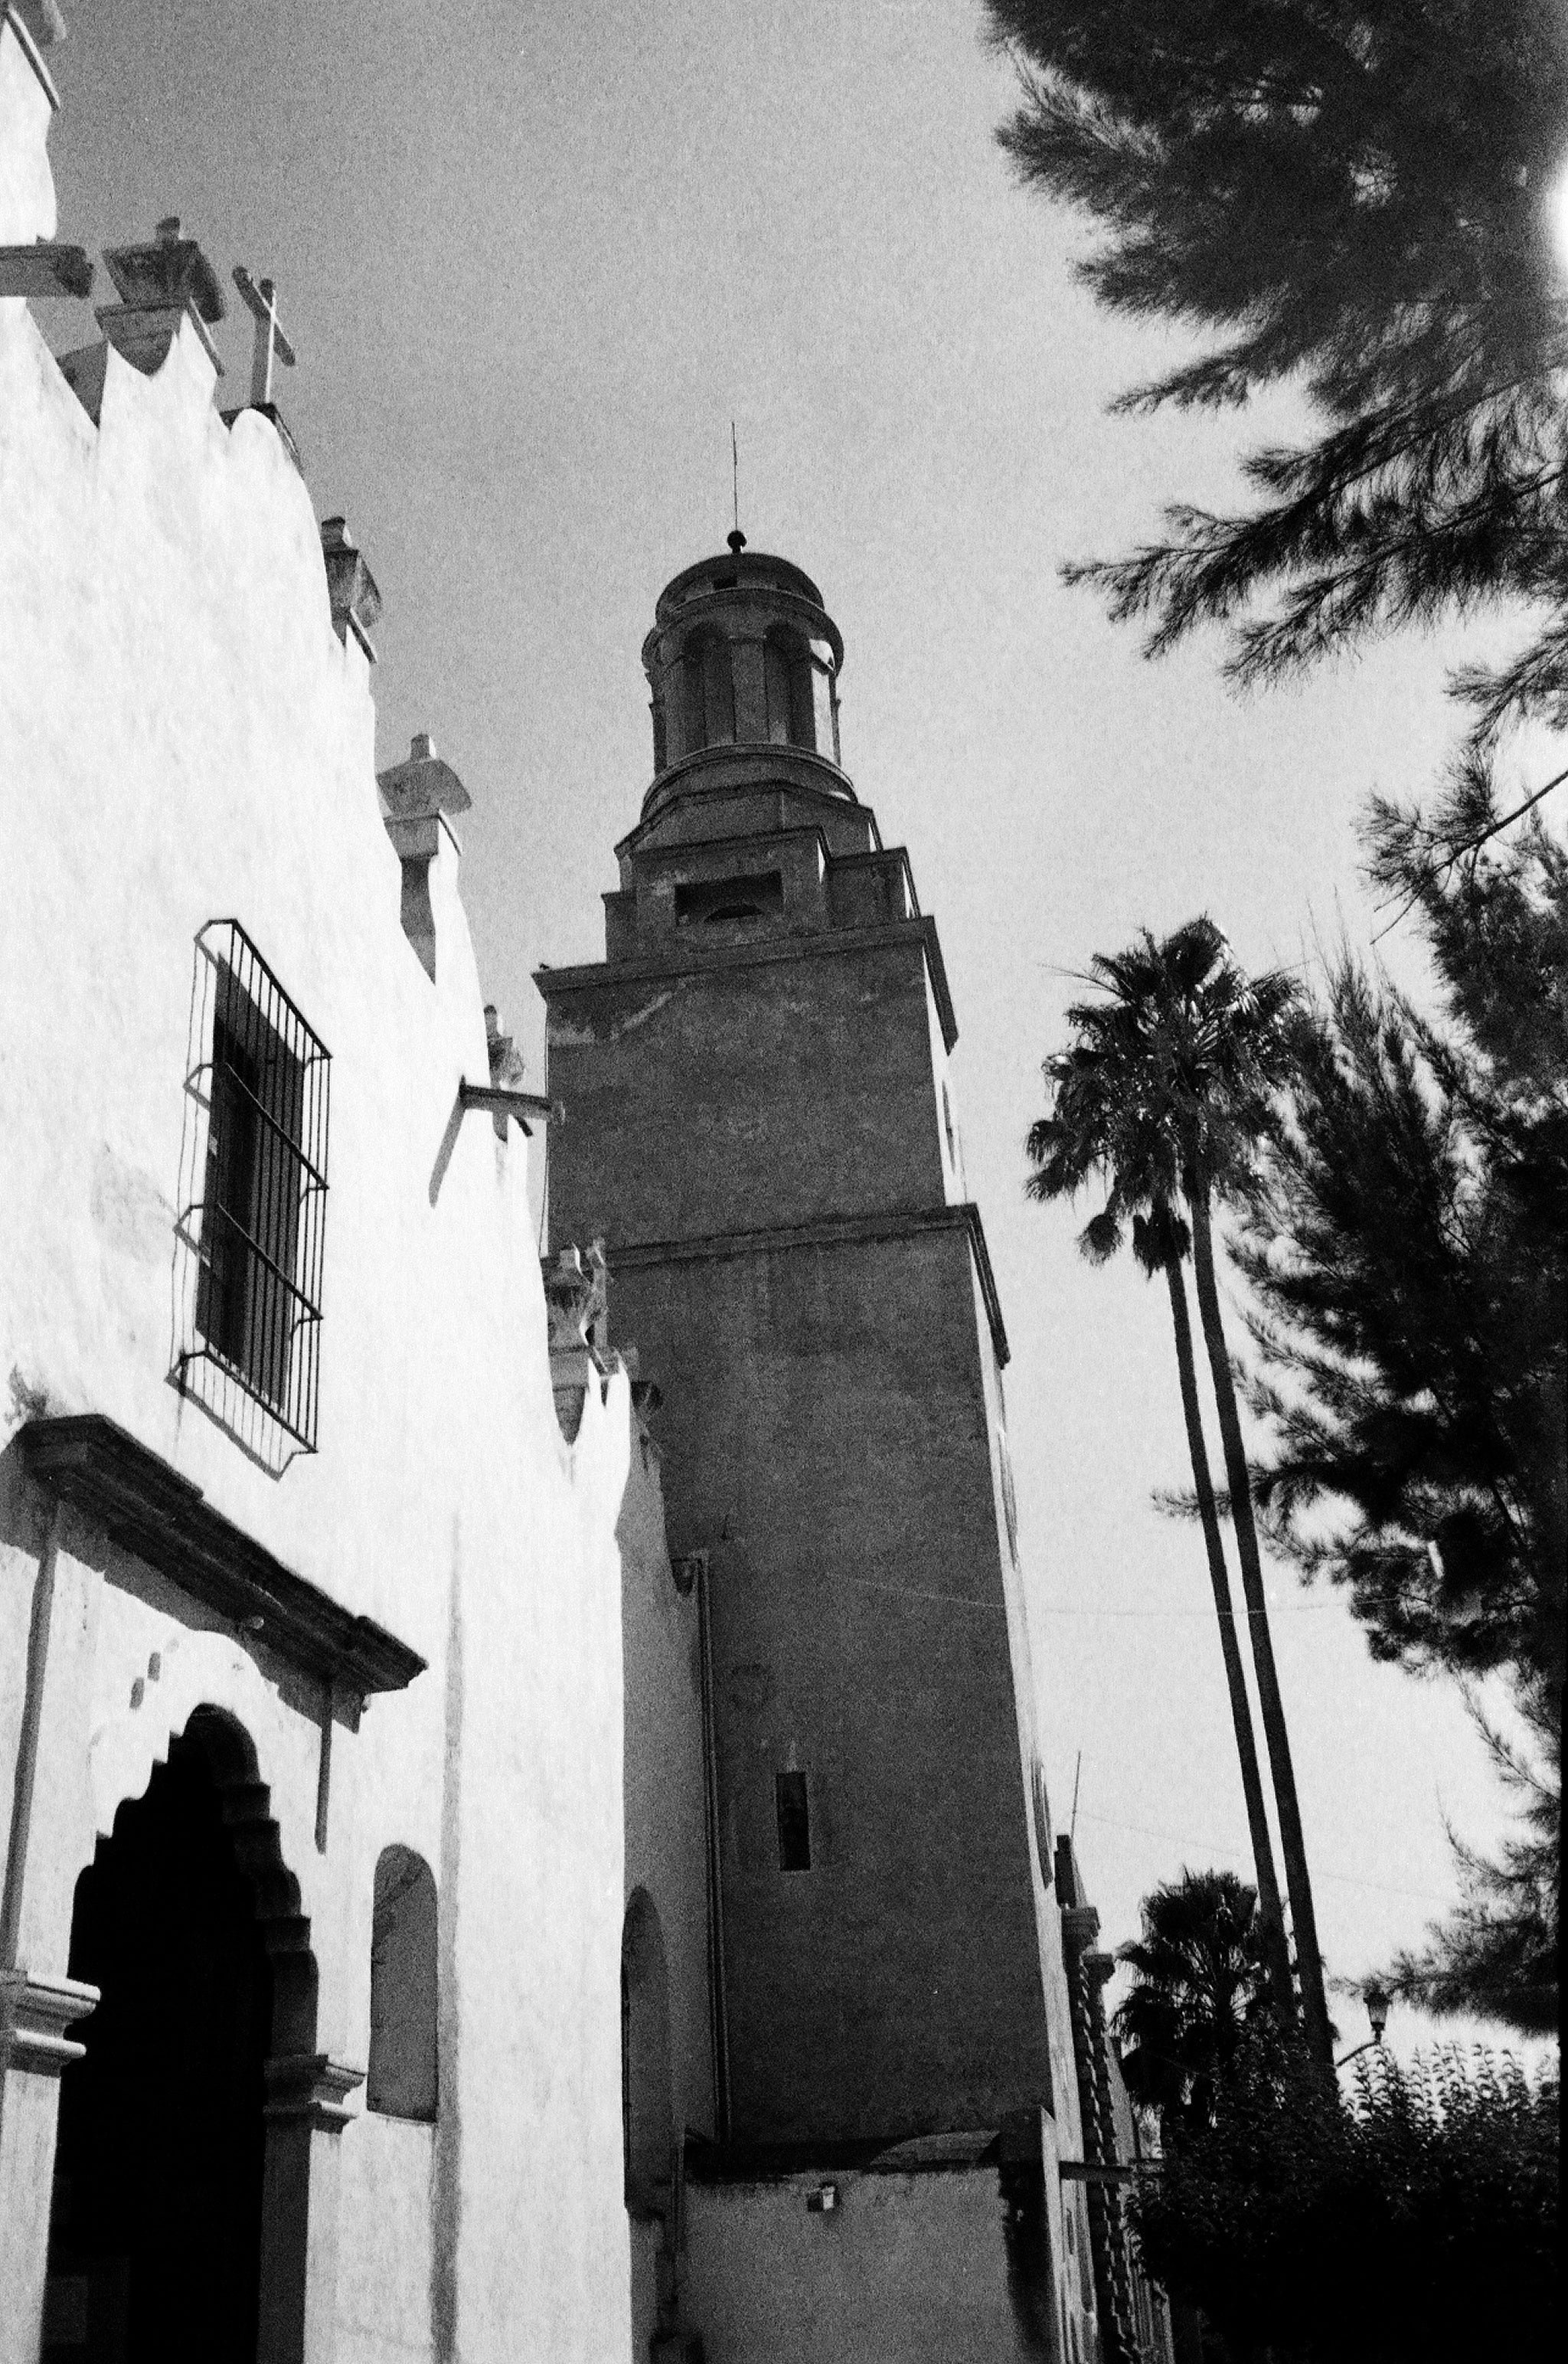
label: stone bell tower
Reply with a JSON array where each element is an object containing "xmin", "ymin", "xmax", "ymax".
[{"xmin": 537, "ymin": 538, "xmax": 1057, "ymax": 2158}]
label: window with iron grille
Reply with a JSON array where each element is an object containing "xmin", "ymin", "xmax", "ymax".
[{"xmin": 177, "ymin": 923, "xmax": 329, "ymax": 1459}]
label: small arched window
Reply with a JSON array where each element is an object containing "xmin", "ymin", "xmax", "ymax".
[
  {"xmin": 763, "ymin": 626, "xmax": 815, "ymax": 752},
  {"xmin": 620, "ymin": 1888, "xmax": 673, "ymax": 2218},
  {"xmin": 368, "ymin": 1846, "xmax": 438, "ymax": 2121}
]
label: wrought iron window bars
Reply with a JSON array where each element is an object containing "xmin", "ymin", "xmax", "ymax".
[{"xmin": 176, "ymin": 921, "xmax": 329, "ymax": 1460}]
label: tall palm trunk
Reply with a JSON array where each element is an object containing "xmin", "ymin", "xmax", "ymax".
[
  {"xmin": 1161, "ymin": 1245, "xmax": 1296, "ymax": 2025},
  {"xmin": 1188, "ymin": 1169, "xmax": 1333, "ymax": 2066}
]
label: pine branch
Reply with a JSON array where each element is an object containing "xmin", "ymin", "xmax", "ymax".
[
  {"xmin": 987, "ymin": 0, "xmax": 1568, "ymax": 741},
  {"xmin": 1370, "ymin": 765, "xmax": 1568, "ymax": 943}
]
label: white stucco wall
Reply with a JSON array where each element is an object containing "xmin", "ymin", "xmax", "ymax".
[
  {"xmin": 0, "ymin": 39, "xmax": 632, "ymax": 2359},
  {"xmin": 0, "ymin": 6, "xmax": 57, "ymax": 247}
]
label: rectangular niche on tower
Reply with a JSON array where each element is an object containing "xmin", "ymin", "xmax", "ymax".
[
  {"xmin": 675, "ymin": 871, "xmax": 784, "ymax": 928},
  {"xmin": 776, "ymin": 1771, "xmax": 811, "ymax": 1872}
]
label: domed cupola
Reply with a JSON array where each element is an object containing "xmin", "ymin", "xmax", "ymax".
[{"xmin": 640, "ymin": 532, "xmax": 848, "ymax": 821}]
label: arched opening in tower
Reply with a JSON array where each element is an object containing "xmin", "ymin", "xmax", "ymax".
[
  {"xmin": 681, "ymin": 629, "xmax": 737, "ymax": 752},
  {"xmin": 764, "ymin": 626, "xmax": 816, "ymax": 752}
]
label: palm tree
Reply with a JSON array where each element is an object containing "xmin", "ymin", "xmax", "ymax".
[
  {"xmin": 1113, "ymin": 1869, "xmax": 1269, "ymax": 2140},
  {"xmin": 1029, "ymin": 917, "xmax": 1333, "ymax": 2065},
  {"xmin": 1027, "ymin": 1022, "xmax": 1295, "ymax": 2027}
]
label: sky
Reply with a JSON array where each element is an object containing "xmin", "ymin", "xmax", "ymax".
[{"xmin": 34, "ymin": 1, "xmax": 1557, "ymax": 2055}]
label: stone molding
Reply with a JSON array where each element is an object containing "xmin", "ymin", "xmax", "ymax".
[
  {"xmin": 0, "ymin": 241, "xmax": 90, "ymax": 297},
  {"xmin": 615, "ymin": 767, "xmax": 878, "ymax": 863},
  {"xmin": 537, "ymin": 908, "xmax": 959, "ymax": 1054},
  {"xmin": 0, "ymin": 1966, "xmax": 99, "ymax": 2077},
  {"xmin": 605, "ymin": 1200, "xmax": 1011, "ymax": 1368},
  {"xmin": 263, "ymin": 2052, "xmax": 365, "ymax": 2133},
  {"xmin": 18, "ymin": 1414, "xmax": 426, "ymax": 1699},
  {"xmin": 639, "ymin": 737, "xmax": 854, "ymax": 826}
]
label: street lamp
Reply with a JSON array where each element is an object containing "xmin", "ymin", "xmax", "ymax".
[{"xmin": 1335, "ymin": 1980, "xmax": 1392, "ymax": 2068}]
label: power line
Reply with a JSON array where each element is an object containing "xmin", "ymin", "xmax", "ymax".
[
  {"xmin": 1073, "ymin": 1807, "xmax": 1452, "ymax": 1907},
  {"xmin": 1037, "ymin": 1599, "xmax": 1341, "ymax": 1617}
]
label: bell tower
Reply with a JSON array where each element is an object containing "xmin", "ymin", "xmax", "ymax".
[{"xmin": 537, "ymin": 541, "xmax": 1058, "ymax": 2156}]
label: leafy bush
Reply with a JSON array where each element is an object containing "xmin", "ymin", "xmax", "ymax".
[{"xmin": 1131, "ymin": 2037, "xmax": 1559, "ymax": 2362}]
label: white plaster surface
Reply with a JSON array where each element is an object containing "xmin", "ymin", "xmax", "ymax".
[
  {"xmin": 0, "ymin": 10, "xmax": 57, "ymax": 245},
  {"xmin": 0, "ymin": 90, "xmax": 634, "ymax": 2355},
  {"xmin": 336, "ymin": 2117, "xmax": 436, "ymax": 2362}
]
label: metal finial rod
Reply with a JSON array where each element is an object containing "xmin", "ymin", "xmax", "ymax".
[{"xmin": 727, "ymin": 421, "xmax": 746, "ymax": 555}]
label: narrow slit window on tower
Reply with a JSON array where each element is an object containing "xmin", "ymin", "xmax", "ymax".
[{"xmin": 776, "ymin": 1771, "xmax": 811, "ymax": 1872}]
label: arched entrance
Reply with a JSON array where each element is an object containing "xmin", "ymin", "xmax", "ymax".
[{"xmin": 44, "ymin": 1710, "xmax": 303, "ymax": 2364}]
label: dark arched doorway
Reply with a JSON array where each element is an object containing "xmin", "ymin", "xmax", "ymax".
[{"xmin": 45, "ymin": 1717, "xmax": 274, "ymax": 2364}]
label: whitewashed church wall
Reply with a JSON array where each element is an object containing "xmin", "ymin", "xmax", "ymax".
[
  {"xmin": 0, "ymin": 41, "xmax": 632, "ymax": 2359},
  {"xmin": 0, "ymin": 5, "xmax": 56, "ymax": 247}
]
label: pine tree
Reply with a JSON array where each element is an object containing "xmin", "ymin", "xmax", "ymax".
[
  {"xmin": 984, "ymin": 1, "xmax": 1568, "ymax": 752},
  {"xmin": 1235, "ymin": 781, "xmax": 1566, "ymax": 2028}
]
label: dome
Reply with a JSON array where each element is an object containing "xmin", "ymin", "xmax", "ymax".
[{"xmin": 639, "ymin": 536, "xmax": 848, "ymax": 813}]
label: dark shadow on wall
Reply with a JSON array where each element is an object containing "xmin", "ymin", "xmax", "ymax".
[
  {"xmin": 621, "ymin": 1887, "xmax": 675, "ymax": 2221},
  {"xmin": 1000, "ymin": 2126, "xmax": 1061, "ymax": 2364},
  {"xmin": 430, "ymin": 1526, "xmax": 464, "ymax": 2362}
]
